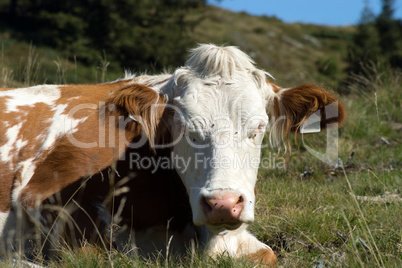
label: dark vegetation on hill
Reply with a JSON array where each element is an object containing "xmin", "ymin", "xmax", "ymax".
[{"xmin": 0, "ymin": 0, "xmax": 207, "ymax": 72}]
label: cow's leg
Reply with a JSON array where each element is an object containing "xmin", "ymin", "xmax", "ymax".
[
  {"xmin": 203, "ymin": 225, "xmax": 276, "ymax": 266},
  {"xmin": 242, "ymin": 234, "xmax": 276, "ymax": 266},
  {"xmin": 0, "ymin": 210, "xmax": 10, "ymax": 254},
  {"xmin": 1, "ymin": 207, "xmax": 25, "ymax": 256},
  {"xmin": 0, "ymin": 205, "xmax": 52, "ymax": 259},
  {"xmin": 245, "ymin": 246, "xmax": 277, "ymax": 267},
  {"xmin": 0, "ymin": 211, "xmax": 8, "ymax": 235}
]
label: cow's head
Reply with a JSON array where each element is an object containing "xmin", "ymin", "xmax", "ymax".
[{"xmin": 161, "ymin": 44, "xmax": 345, "ymax": 234}]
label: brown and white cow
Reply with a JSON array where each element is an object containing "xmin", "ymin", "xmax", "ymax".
[
  {"xmin": 0, "ymin": 44, "xmax": 345, "ymax": 265},
  {"xmin": 0, "ymin": 80, "xmax": 167, "ymax": 256}
]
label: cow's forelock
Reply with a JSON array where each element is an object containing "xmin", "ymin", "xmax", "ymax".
[{"xmin": 185, "ymin": 44, "xmax": 256, "ymax": 79}]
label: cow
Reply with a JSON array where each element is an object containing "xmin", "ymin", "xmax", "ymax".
[
  {"xmin": 0, "ymin": 80, "xmax": 167, "ymax": 258},
  {"xmin": 0, "ymin": 44, "xmax": 345, "ymax": 266}
]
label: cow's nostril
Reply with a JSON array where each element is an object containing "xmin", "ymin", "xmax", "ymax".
[
  {"xmin": 201, "ymin": 196, "xmax": 213, "ymax": 214},
  {"xmin": 237, "ymin": 195, "xmax": 244, "ymax": 204}
]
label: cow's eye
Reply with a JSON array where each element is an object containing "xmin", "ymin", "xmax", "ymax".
[
  {"xmin": 257, "ymin": 121, "xmax": 266, "ymax": 131},
  {"xmin": 249, "ymin": 121, "xmax": 266, "ymax": 139}
]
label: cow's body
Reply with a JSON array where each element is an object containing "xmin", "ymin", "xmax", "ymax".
[
  {"xmin": 41, "ymin": 139, "xmax": 195, "ymax": 257},
  {"xmin": 0, "ymin": 79, "xmax": 167, "ymax": 257},
  {"xmin": 0, "ymin": 44, "xmax": 345, "ymax": 265}
]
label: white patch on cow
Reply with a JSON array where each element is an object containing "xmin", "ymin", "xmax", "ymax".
[
  {"xmin": 39, "ymin": 104, "xmax": 68, "ymax": 152},
  {"xmin": 15, "ymin": 138, "xmax": 28, "ymax": 153},
  {"xmin": 206, "ymin": 226, "xmax": 271, "ymax": 257},
  {"xmin": 11, "ymin": 158, "xmax": 36, "ymax": 204},
  {"xmin": 38, "ymin": 104, "xmax": 89, "ymax": 153},
  {"xmin": 0, "ymin": 211, "xmax": 9, "ymax": 237},
  {"xmin": 0, "ymin": 122, "xmax": 23, "ymax": 164},
  {"xmin": 0, "ymin": 85, "xmax": 61, "ymax": 112}
]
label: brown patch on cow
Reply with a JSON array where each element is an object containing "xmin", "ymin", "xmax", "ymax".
[
  {"xmin": 270, "ymin": 84, "xmax": 345, "ymax": 148},
  {"xmin": 266, "ymin": 78, "xmax": 281, "ymax": 93},
  {"xmin": 0, "ymin": 96, "xmax": 11, "ymax": 110},
  {"xmin": 0, "ymin": 174, "xmax": 13, "ymax": 212},
  {"xmin": 0, "ymin": 97, "xmax": 12, "ymax": 211},
  {"xmin": 246, "ymin": 248, "xmax": 277, "ymax": 267},
  {"xmin": 0, "ymin": 82, "xmax": 166, "ymax": 208},
  {"xmin": 105, "ymin": 84, "xmax": 167, "ymax": 149}
]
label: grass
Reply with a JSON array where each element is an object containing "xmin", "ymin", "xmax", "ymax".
[
  {"xmin": 1, "ymin": 12, "xmax": 401, "ymax": 267},
  {"xmin": 253, "ymin": 67, "xmax": 401, "ymax": 267},
  {"xmin": 0, "ymin": 32, "xmax": 122, "ymax": 87}
]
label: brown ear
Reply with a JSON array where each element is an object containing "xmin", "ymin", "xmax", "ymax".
[
  {"xmin": 269, "ymin": 84, "xmax": 345, "ymax": 146},
  {"xmin": 105, "ymin": 84, "xmax": 166, "ymax": 147}
]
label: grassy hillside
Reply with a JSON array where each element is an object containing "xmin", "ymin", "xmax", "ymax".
[
  {"xmin": 1, "ymin": 6, "xmax": 353, "ymax": 89},
  {"xmin": 1, "ymin": 5, "xmax": 401, "ymax": 268}
]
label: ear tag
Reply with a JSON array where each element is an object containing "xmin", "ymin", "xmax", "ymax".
[{"xmin": 300, "ymin": 111, "xmax": 321, "ymax": 134}]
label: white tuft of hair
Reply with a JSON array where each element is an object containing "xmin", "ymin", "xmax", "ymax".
[{"xmin": 185, "ymin": 44, "xmax": 257, "ymax": 79}]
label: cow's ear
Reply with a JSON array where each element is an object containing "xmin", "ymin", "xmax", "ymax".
[
  {"xmin": 267, "ymin": 84, "xmax": 345, "ymax": 147},
  {"xmin": 105, "ymin": 84, "xmax": 166, "ymax": 147}
]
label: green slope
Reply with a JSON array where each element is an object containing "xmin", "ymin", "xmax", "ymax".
[{"xmin": 1, "ymin": 5, "xmax": 354, "ymax": 89}]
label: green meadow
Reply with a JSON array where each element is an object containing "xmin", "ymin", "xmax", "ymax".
[{"xmin": 1, "ymin": 4, "xmax": 401, "ymax": 267}]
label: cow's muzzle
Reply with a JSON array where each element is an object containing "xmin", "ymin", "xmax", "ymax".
[{"xmin": 200, "ymin": 192, "xmax": 245, "ymax": 227}]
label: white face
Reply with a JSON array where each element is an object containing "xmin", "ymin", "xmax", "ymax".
[
  {"xmin": 170, "ymin": 75, "xmax": 268, "ymax": 234},
  {"xmin": 159, "ymin": 44, "xmax": 344, "ymax": 236}
]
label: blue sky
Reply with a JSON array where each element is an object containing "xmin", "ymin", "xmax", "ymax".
[{"xmin": 212, "ymin": 0, "xmax": 402, "ymax": 26}]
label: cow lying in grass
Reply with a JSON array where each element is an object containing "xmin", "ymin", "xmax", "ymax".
[{"xmin": 0, "ymin": 44, "xmax": 345, "ymax": 265}]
